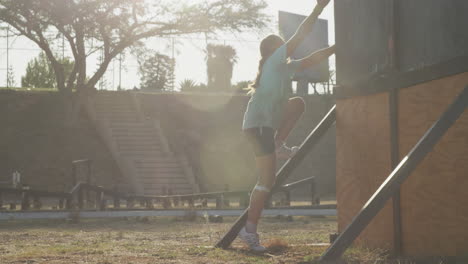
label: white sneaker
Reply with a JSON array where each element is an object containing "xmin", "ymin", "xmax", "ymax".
[
  {"xmin": 238, "ymin": 227, "xmax": 267, "ymax": 252},
  {"xmin": 276, "ymin": 143, "xmax": 299, "ymax": 160}
]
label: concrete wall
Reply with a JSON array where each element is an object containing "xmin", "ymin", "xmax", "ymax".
[
  {"xmin": 137, "ymin": 93, "xmax": 336, "ymax": 197},
  {"xmin": 0, "ymin": 91, "xmax": 123, "ymax": 191}
]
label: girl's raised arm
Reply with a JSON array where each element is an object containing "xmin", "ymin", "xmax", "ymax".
[{"xmin": 285, "ymin": 0, "xmax": 331, "ymax": 57}]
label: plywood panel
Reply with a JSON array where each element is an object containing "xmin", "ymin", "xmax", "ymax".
[
  {"xmin": 398, "ymin": 72, "xmax": 468, "ymax": 256},
  {"xmin": 336, "ymin": 92, "xmax": 394, "ymax": 249}
]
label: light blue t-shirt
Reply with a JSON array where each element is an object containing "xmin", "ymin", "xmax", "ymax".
[{"xmin": 242, "ymin": 44, "xmax": 300, "ymax": 130}]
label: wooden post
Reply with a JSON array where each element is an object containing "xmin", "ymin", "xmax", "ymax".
[
  {"xmin": 71, "ymin": 163, "xmax": 77, "ymax": 187},
  {"xmin": 310, "ymin": 179, "xmax": 320, "ymax": 205},
  {"xmin": 78, "ymin": 187, "xmax": 84, "ymax": 210},
  {"xmin": 201, "ymin": 198, "xmax": 208, "ymax": 208},
  {"xmin": 284, "ymin": 191, "xmax": 291, "ymax": 206},
  {"xmin": 127, "ymin": 198, "xmax": 135, "ymax": 209},
  {"xmin": 86, "ymin": 160, "xmax": 92, "ymax": 207},
  {"xmin": 59, "ymin": 198, "xmax": 64, "ymax": 209},
  {"xmin": 146, "ymin": 199, "xmax": 153, "ymax": 209},
  {"xmin": 113, "ymin": 196, "xmax": 120, "ymax": 209},
  {"xmin": 163, "ymin": 198, "xmax": 170, "ymax": 209},
  {"xmin": 33, "ymin": 196, "xmax": 41, "ymax": 209},
  {"xmin": 96, "ymin": 191, "xmax": 105, "ymax": 210},
  {"xmin": 10, "ymin": 203, "xmax": 16, "ymax": 210},
  {"xmin": 21, "ymin": 191, "xmax": 30, "ymax": 210},
  {"xmin": 188, "ymin": 198, "xmax": 194, "ymax": 209},
  {"xmin": 215, "ymin": 196, "xmax": 223, "ymax": 209},
  {"xmin": 65, "ymin": 197, "xmax": 72, "ymax": 210}
]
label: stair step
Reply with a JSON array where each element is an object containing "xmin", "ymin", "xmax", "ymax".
[
  {"xmin": 111, "ymin": 127, "xmax": 156, "ymax": 132},
  {"xmin": 132, "ymin": 157, "xmax": 179, "ymax": 163},
  {"xmin": 118, "ymin": 147, "xmax": 163, "ymax": 153},
  {"xmin": 137, "ymin": 168, "xmax": 184, "ymax": 174},
  {"xmin": 94, "ymin": 104, "xmax": 136, "ymax": 109},
  {"xmin": 111, "ymin": 131, "xmax": 158, "ymax": 136},
  {"xmin": 143, "ymin": 185, "xmax": 194, "ymax": 191},
  {"xmin": 117, "ymin": 143, "xmax": 163, "ymax": 149},
  {"xmin": 109, "ymin": 124, "xmax": 154, "ymax": 129},
  {"xmin": 140, "ymin": 179, "xmax": 189, "ymax": 185},
  {"xmin": 135, "ymin": 163, "xmax": 180, "ymax": 168},
  {"xmin": 119, "ymin": 150, "xmax": 164, "ymax": 155},
  {"xmin": 138, "ymin": 173, "xmax": 186, "ymax": 179},
  {"xmin": 112, "ymin": 135, "xmax": 158, "ymax": 140},
  {"xmin": 120, "ymin": 154, "xmax": 170, "ymax": 159},
  {"xmin": 95, "ymin": 111, "xmax": 138, "ymax": 116}
]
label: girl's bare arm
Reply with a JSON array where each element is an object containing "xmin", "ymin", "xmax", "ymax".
[
  {"xmin": 286, "ymin": 0, "xmax": 331, "ymax": 57},
  {"xmin": 296, "ymin": 45, "xmax": 336, "ymax": 70}
]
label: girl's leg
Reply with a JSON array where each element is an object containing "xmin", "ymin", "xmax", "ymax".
[
  {"xmin": 275, "ymin": 97, "xmax": 306, "ymax": 144},
  {"xmin": 246, "ymin": 152, "xmax": 276, "ymax": 232}
]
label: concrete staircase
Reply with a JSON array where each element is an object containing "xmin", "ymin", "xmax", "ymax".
[{"xmin": 86, "ymin": 92, "xmax": 199, "ymax": 195}]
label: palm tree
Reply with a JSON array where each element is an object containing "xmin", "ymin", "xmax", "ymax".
[{"xmin": 206, "ymin": 44, "xmax": 238, "ymax": 91}]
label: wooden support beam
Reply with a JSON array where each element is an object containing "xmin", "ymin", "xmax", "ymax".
[
  {"xmin": 21, "ymin": 191, "xmax": 30, "ymax": 211},
  {"xmin": 215, "ymin": 105, "xmax": 336, "ymax": 249},
  {"xmin": 320, "ymin": 86, "xmax": 468, "ymax": 261}
]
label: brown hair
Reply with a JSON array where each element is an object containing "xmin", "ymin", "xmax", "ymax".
[{"xmin": 245, "ymin": 35, "xmax": 285, "ymax": 94}]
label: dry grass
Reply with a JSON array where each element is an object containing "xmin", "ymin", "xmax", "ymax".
[{"xmin": 0, "ymin": 216, "xmax": 459, "ymax": 264}]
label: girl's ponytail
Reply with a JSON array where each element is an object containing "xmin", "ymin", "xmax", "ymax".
[
  {"xmin": 245, "ymin": 34, "xmax": 285, "ymax": 95},
  {"xmin": 245, "ymin": 57, "xmax": 266, "ymax": 95}
]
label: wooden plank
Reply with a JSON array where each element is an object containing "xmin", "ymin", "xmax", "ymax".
[
  {"xmin": 389, "ymin": 87, "xmax": 402, "ymax": 255},
  {"xmin": 398, "ymin": 73, "xmax": 468, "ymax": 256},
  {"xmin": 215, "ymin": 105, "xmax": 336, "ymax": 249},
  {"xmin": 336, "ymin": 93, "xmax": 394, "ymax": 249},
  {"xmin": 320, "ymin": 85, "xmax": 468, "ymax": 261}
]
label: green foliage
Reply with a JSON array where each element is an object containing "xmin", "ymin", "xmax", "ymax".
[
  {"xmin": 139, "ymin": 53, "xmax": 175, "ymax": 91},
  {"xmin": 21, "ymin": 52, "xmax": 74, "ymax": 89},
  {"xmin": 179, "ymin": 79, "xmax": 198, "ymax": 92}
]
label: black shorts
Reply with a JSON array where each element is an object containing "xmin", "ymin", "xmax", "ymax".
[{"xmin": 244, "ymin": 127, "xmax": 275, "ymax": 157}]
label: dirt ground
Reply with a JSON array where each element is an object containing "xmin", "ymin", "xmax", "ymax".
[
  {"xmin": 1, "ymin": 216, "xmax": 457, "ymax": 264},
  {"xmin": 0, "ymin": 215, "xmax": 379, "ymax": 264}
]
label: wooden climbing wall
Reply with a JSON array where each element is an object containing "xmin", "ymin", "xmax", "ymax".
[
  {"xmin": 336, "ymin": 72, "xmax": 468, "ymax": 256},
  {"xmin": 336, "ymin": 92, "xmax": 394, "ymax": 249},
  {"xmin": 398, "ymin": 72, "xmax": 468, "ymax": 256}
]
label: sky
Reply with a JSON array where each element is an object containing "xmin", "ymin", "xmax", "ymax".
[{"xmin": 0, "ymin": 0, "xmax": 335, "ymax": 90}]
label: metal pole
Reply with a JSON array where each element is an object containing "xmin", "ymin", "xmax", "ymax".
[
  {"xmin": 6, "ymin": 25, "xmax": 9, "ymax": 88},
  {"xmin": 119, "ymin": 53, "xmax": 122, "ymax": 90},
  {"xmin": 172, "ymin": 37, "xmax": 175, "ymax": 91},
  {"xmin": 62, "ymin": 34, "xmax": 65, "ymax": 60}
]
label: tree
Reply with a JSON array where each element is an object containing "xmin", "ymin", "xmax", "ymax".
[
  {"xmin": 22, "ymin": 52, "xmax": 74, "ymax": 89},
  {"xmin": 139, "ymin": 53, "xmax": 174, "ymax": 91},
  {"xmin": 206, "ymin": 44, "xmax": 238, "ymax": 91},
  {"xmin": 0, "ymin": 0, "xmax": 268, "ymax": 95}
]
